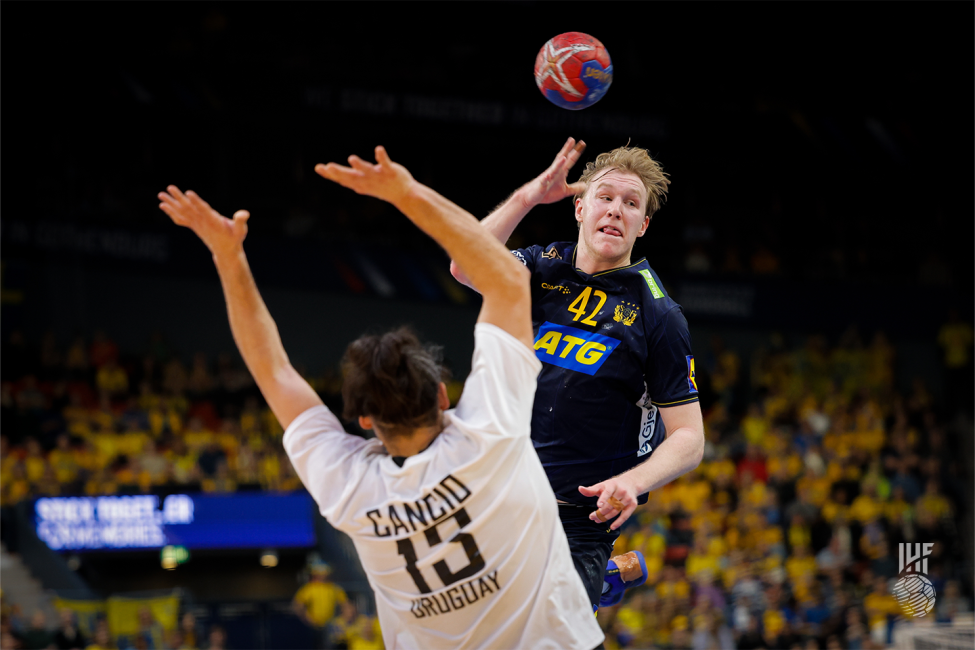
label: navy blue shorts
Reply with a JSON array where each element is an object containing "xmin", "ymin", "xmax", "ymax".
[{"xmin": 558, "ymin": 503, "xmax": 621, "ymax": 610}]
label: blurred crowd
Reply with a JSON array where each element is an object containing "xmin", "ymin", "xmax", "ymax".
[
  {"xmin": 0, "ymin": 595, "xmax": 228, "ymax": 650},
  {"xmin": 0, "ymin": 325, "xmax": 468, "ymax": 524},
  {"xmin": 1, "ymin": 320, "xmax": 972, "ymax": 650},
  {"xmin": 597, "ymin": 325, "xmax": 973, "ymax": 649},
  {"xmin": 0, "ymin": 329, "xmax": 320, "ymax": 531},
  {"xmin": 0, "ymin": 569, "xmax": 384, "ymax": 650}
]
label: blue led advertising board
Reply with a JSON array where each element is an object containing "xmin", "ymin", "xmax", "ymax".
[{"xmin": 33, "ymin": 493, "xmax": 317, "ymax": 551}]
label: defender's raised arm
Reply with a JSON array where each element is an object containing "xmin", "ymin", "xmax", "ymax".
[
  {"xmin": 316, "ymin": 146, "xmax": 534, "ymax": 350},
  {"xmin": 157, "ymin": 187, "xmax": 322, "ymax": 429}
]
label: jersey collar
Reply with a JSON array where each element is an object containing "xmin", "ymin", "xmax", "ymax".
[{"xmin": 570, "ymin": 244, "xmax": 649, "ymax": 277}]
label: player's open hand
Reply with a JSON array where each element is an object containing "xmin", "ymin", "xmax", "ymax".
[
  {"xmin": 315, "ymin": 146, "xmax": 415, "ymax": 207},
  {"xmin": 521, "ymin": 137, "xmax": 587, "ymax": 208},
  {"xmin": 158, "ymin": 186, "xmax": 249, "ymax": 262},
  {"xmin": 579, "ymin": 477, "xmax": 639, "ymax": 531}
]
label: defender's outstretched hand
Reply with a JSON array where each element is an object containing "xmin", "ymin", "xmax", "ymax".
[
  {"xmin": 520, "ymin": 137, "xmax": 587, "ymax": 208},
  {"xmin": 315, "ymin": 146, "xmax": 415, "ymax": 206},
  {"xmin": 158, "ymin": 186, "xmax": 250, "ymax": 261}
]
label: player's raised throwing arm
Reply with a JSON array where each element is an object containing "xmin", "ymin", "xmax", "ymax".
[
  {"xmin": 449, "ymin": 137, "xmax": 587, "ymax": 290},
  {"xmin": 316, "ymin": 147, "xmax": 533, "ymax": 349},
  {"xmin": 157, "ymin": 187, "xmax": 323, "ymax": 430}
]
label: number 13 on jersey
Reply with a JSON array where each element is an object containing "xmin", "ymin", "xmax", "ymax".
[{"xmin": 397, "ymin": 508, "xmax": 485, "ymax": 594}]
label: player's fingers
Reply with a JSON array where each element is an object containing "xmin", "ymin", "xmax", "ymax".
[
  {"xmin": 318, "ymin": 163, "xmax": 364, "ymax": 186},
  {"xmin": 555, "ymin": 137, "xmax": 575, "ymax": 160},
  {"xmin": 543, "ymin": 156, "xmax": 569, "ymax": 185},
  {"xmin": 167, "ymin": 185, "xmax": 189, "ymax": 205},
  {"xmin": 577, "ymin": 484, "xmax": 600, "ymax": 497},
  {"xmin": 591, "ymin": 498, "xmax": 614, "ymax": 523},
  {"xmin": 590, "ymin": 501, "xmax": 621, "ymax": 524},
  {"xmin": 159, "ymin": 203, "xmax": 188, "ymax": 226},
  {"xmin": 348, "ymin": 155, "xmax": 373, "ymax": 172},
  {"xmin": 316, "ymin": 162, "xmax": 355, "ymax": 180},
  {"xmin": 601, "ymin": 502, "xmax": 620, "ymax": 516},
  {"xmin": 185, "ymin": 190, "xmax": 214, "ymax": 214},
  {"xmin": 588, "ymin": 488, "xmax": 613, "ymax": 519},
  {"xmin": 231, "ymin": 210, "xmax": 250, "ymax": 237},
  {"xmin": 541, "ymin": 151, "xmax": 565, "ymax": 179},
  {"xmin": 157, "ymin": 191, "xmax": 181, "ymax": 209},
  {"xmin": 567, "ymin": 140, "xmax": 587, "ymax": 164},
  {"xmin": 580, "ymin": 483, "xmax": 606, "ymax": 522},
  {"xmin": 565, "ymin": 181, "xmax": 587, "ymax": 195},
  {"xmin": 610, "ymin": 503, "xmax": 637, "ymax": 531},
  {"xmin": 374, "ymin": 146, "xmax": 392, "ymax": 167},
  {"xmin": 185, "ymin": 190, "xmax": 208, "ymax": 205}
]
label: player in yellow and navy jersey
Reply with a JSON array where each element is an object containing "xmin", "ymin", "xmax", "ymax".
[
  {"xmin": 513, "ymin": 241, "xmax": 699, "ymax": 504},
  {"xmin": 451, "ymin": 138, "xmax": 705, "ymax": 611}
]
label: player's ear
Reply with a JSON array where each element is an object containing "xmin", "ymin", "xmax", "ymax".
[
  {"xmin": 575, "ymin": 197, "xmax": 584, "ymax": 223},
  {"xmin": 437, "ymin": 382, "xmax": 450, "ymax": 411},
  {"xmin": 637, "ymin": 216, "xmax": 650, "ymax": 237},
  {"xmin": 358, "ymin": 416, "xmax": 374, "ymax": 431}
]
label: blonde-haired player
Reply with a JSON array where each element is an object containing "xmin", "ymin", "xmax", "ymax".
[{"xmin": 451, "ymin": 138, "xmax": 705, "ymax": 611}]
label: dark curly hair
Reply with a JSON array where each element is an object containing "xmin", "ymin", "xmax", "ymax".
[{"xmin": 341, "ymin": 327, "xmax": 445, "ymax": 437}]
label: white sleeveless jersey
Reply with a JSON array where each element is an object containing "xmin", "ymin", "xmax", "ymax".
[{"xmin": 284, "ymin": 324, "xmax": 603, "ymax": 650}]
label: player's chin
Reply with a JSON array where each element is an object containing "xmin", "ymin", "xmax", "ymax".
[{"xmin": 592, "ymin": 239, "xmax": 627, "ymax": 260}]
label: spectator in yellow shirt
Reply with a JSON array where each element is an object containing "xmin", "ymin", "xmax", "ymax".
[
  {"xmin": 23, "ymin": 437, "xmax": 48, "ymax": 484},
  {"xmin": 785, "ymin": 544, "xmax": 817, "ymax": 584},
  {"xmin": 740, "ymin": 404, "xmax": 768, "ymax": 447},
  {"xmin": 848, "ymin": 482, "xmax": 883, "ymax": 524},
  {"xmin": 863, "ymin": 575, "xmax": 898, "ymax": 643},
  {"xmin": 685, "ymin": 535, "xmax": 721, "ymax": 582},
  {"xmin": 328, "ymin": 601, "xmax": 367, "ymax": 649},
  {"xmin": 49, "ymin": 434, "xmax": 80, "ymax": 486},
  {"xmin": 347, "ymin": 615, "xmax": 383, "ymax": 650},
  {"xmin": 938, "ymin": 309, "xmax": 974, "ymax": 413},
  {"xmin": 95, "ymin": 359, "xmax": 128, "ymax": 399},
  {"xmin": 917, "ymin": 479, "xmax": 953, "ymax": 519},
  {"xmin": 884, "ymin": 485, "xmax": 914, "ymax": 529},
  {"xmin": 704, "ymin": 453, "xmax": 736, "ymax": 488},
  {"xmin": 795, "ymin": 468, "xmax": 831, "ymax": 508},
  {"xmin": 655, "ymin": 566, "xmax": 691, "ymax": 603},
  {"xmin": 183, "ymin": 417, "xmax": 215, "ymax": 452},
  {"xmin": 2, "ymin": 462, "xmax": 31, "ymax": 506},
  {"xmin": 167, "ymin": 438, "xmax": 200, "ymax": 487},
  {"xmin": 293, "ymin": 561, "xmax": 347, "ymax": 648}
]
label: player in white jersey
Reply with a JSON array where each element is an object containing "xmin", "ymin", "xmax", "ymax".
[{"xmin": 157, "ymin": 146, "xmax": 604, "ymax": 650}]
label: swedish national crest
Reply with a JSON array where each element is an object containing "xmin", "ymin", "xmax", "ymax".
[{"xmin": 613, "ymin": 303, "xmax": 639, "ymax": 327}]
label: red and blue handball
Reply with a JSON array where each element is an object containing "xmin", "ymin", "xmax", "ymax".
[{"xmin": 534, "ymin": 32, "xmax": 613, "ymax": 111}]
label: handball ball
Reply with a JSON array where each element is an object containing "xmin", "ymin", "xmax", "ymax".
[{"xmin": 534, "ymin": 32, "xmax": 613, "ymax": 110}]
